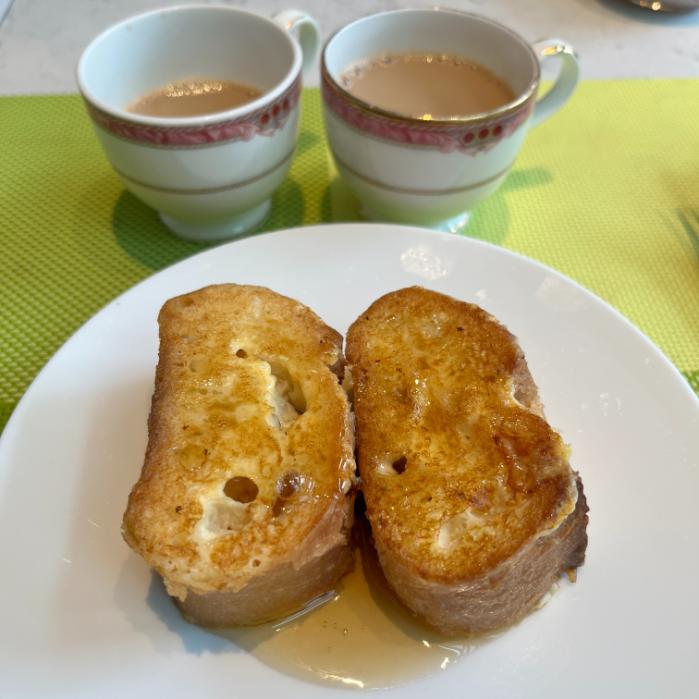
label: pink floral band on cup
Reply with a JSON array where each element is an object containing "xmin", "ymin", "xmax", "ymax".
[
  {"xmin": 320, "ymin": 69, "xmax": 534, "ymax": 156},
  {"xmin": 87, "ymin": 76, "xmax": 301, "ymax": 148}
]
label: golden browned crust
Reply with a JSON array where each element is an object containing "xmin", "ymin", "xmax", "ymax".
[
  {"xmin": 122, "ymin": 284, "xmax": 356, "ymax": 625},
  {"xmin": 346, "ymin": 286, "xmax": 588, "ymax": 634},
  {"xmin": 374, "ymin": 479, "xmax": 587, "ymax": 635},
  {"xmin": 178, "ymin": 500, "xmax": 354, "ymax": 627}
]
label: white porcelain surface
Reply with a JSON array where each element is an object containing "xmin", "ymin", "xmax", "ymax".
[
  {"xmin": 1, "ymin": 224, "xmax": 697, "ymax": 698},
  {"xmin": 321, "ymin": 9, "xmax": 578, "ymax": 227},
  {"xmin": 323, "ymin": 10, "xmax": 539, "ymax": 95},
  {"xmin": 78, "ymin": 7, "xmax": 297, "ymax": 113},
  {"xmin": 93, "ymin": 115, "xmax": 298, "ymax": 238},
  {"xmin": 323, "ymin": 108, "xmax": 526, "ymax": 225},
  {"xmin": 77, "ymin": 5, "xmax": 317, "ymax": 241}
]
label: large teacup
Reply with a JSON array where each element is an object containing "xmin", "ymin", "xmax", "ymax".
[{"xmin": 321, "ymin": 9, "xmax": 579, "ymax": 230}]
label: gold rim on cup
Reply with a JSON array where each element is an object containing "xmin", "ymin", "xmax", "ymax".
[{"xmin": 320, "ymin": 11, "xmax": 541, "ymax": 153}]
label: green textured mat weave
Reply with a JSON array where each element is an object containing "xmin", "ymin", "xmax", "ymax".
[{"xmin": 1, "ymin": 83, "xmax": 698, "ymax": 432}]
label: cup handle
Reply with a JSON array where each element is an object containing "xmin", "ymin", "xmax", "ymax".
[
  {"xmin": 273, "ymin": 9, "xmax": 320, "ymax": 79},
  {"xmin": 530, "ymin": 39, "xmax": 579, "ymax": 127}
]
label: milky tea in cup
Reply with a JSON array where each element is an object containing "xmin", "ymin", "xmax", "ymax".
[
  {"xmin": 127, "ymin": 78, "xmax": 263, "ymax": 118},
  {"xmin": 341, "ymin": 53, "xmax": 515, "ymax": 120}
]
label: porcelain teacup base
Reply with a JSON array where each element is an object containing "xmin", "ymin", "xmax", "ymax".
[
  {"xmin": 361, "ymin": 204, "xmax": 471, "ymax": 235},
  {"xmin": 160, "ymin": 200, "xmax": 271, "ymax": 242},
  {"xmin": 434, "ymin": 211, "xmax": 472, "ymax": 234}
]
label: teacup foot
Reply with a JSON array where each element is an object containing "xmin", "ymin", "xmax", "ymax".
[
  {"xmin": 361, "ymin": 204, "xmax": 471, "ymax": 235},
  {"xmin": 433, "ymin": 211, "xmax": 471, "ymax": 235},
  {"xmin": 160, "ymin": 200, "xmax": 271, "ymax": 242}
]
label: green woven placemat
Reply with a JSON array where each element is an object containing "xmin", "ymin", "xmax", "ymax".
[{"xmin": 1, "ymin": 82, "xmax": 698, "ymax": 432}]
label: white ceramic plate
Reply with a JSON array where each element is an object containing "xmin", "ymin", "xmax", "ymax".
[{"xmin": 1, "ymin": 224, "xmax": 697, "ymax": 698}]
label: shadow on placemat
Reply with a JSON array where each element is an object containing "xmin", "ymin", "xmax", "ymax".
[
  {"xmin": 264, "ymin": 177, "xmax": 306, "ymax": 231},
  {"xmin": 468, "ymin": 166, "xmax": 553, "ymax": 244},
  {"xmin": 297, "ymin": 129, "xmax": 321, "ymax": 155},
  {"xmin": 0, "ymin": 401, "xmax": 15, "ymax": 435},
  {"xmin": 676, "ymin": 209, "xmax": 699, "ymax": 258},
  {"xmin": 112, "ymin": 176, "xmax": 307, "ymax": 270},
  {"xmin": 502, "ymin": 166, "xmax": 553, "ymax": 193},
  {"xmin": 113, "ymin": 192, "xmax": 208, "ymax": 270},
  {"xmin": 319, "ymin": 165, "xmax": 552, "ymax": 246}
]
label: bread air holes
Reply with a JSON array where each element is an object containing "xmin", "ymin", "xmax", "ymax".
[
  {"xmin": 188, "ymin": 356, "xmax": 207, "ymax": 373},
  {"xmin": 269, "ymin": 360, "xmax": 307, "ymax": 414},
  {"xmin": 272, "ymin": 471, "xmax": 305, "ymax": 516},
  {"xmin": 236, "ymin": 349, "xmax": 248, "ymax": 358},
  {"xmin": 175, "ymin": 443, "xmax": 208, "ymax": 472},
  {"xmin": 224, "ymin": 476, "xmax": 259, "ymax": 503},
  {"xmin": 266, "ymin": 359, "xmax": 307, "ymax": 430},
  {"xmin": 392, "ymin": 456, "xmax": 407, "ymax": 474},
  {"xmin": 377, "ymin": 455, "xmax": 408, "ymax": 476}
]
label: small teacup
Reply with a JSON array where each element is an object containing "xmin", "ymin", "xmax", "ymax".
[
  {"xmin": 321, "ymin": 9, "xmax": 579, "ymax": 231},
  {"xmin": 78, "ymin": 5, "xmax": 318, "ymax": 241}
]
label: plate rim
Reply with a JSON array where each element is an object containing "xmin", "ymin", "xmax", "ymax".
[{"xmin": 2, "ymin": 222, "xmax": 696, "ymax": 451}]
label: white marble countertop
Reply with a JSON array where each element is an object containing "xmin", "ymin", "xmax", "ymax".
[{"xmin": 0, "ymin": 0, "xmax": 697, "ymax": 95}]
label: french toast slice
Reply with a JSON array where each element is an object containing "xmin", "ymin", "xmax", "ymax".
[
  {"xmin": 346, "ymin": 287, "xmax": 588, "ymax": 635},
  {"xmin": 123, "ymin": 284, "xmax": 356, "ymax": 627}
]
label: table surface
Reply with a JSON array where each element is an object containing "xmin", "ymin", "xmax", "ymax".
[{"xmin": 0, "ymin": 0, "xmax": 698, "ymax": 94}]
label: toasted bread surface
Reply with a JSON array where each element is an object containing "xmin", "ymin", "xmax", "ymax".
[
  {"xmin": 123, "ymin": 284, "xmax": 355, "ymax": 625},
  {"xmin": 346, "ymin": 286, "xmax": 588, "ymax": 633}
]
